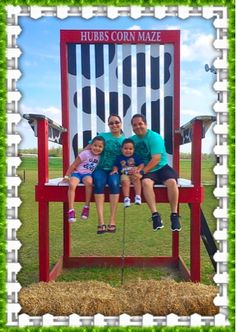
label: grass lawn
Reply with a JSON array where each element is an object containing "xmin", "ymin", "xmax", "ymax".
[{"xmin": 17, "ymin": 157, "xmax": 217, "ymax": 287}]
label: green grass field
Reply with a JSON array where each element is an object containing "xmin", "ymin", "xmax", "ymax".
[{"xmin": 18, "ymin": 157, "xmax": 218, "ymax": 287}]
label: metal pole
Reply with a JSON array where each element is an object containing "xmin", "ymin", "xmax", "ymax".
[{"xmin": 121, "ymin": 207, "xmax": 126, "ymax": 285}]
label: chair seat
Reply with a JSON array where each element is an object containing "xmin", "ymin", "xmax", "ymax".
[
  {"xmin": 38, "ymin": 178, "xmax": 201, "ymax": 203},
  {"xmin": 44, "ymin": 177, "xmax": 193, "ymax": 187}
]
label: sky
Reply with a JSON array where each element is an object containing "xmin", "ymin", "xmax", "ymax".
[{"xmin": 16, "ymin": 14, "xmax": 219, "ymax": 153}]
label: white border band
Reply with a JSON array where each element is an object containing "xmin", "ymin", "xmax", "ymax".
[{"xmin": 6, "ymin": 5, "xmax": 229, "ymax": 327}]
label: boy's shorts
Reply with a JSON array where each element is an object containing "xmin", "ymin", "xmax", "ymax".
[
  {"xmin": 121, "ymin": 174, "xmax": 131, "ymax": 182},
  {"xmin": 71, "ymin": 172, "xmax": 92, "ymax": 181},
  {"xmin": 142, "ymin": 164, "xmax": 178, "ymax": 184}
]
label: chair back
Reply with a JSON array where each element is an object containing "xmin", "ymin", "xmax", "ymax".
[{"xmin": 60, "ymin": 29, "xmax": 180, "ymax": 171}]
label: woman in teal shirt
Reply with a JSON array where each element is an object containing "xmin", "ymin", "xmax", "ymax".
[{"xmin": 92, "ymin": 114, "xmax": 125, "ymax": 234}]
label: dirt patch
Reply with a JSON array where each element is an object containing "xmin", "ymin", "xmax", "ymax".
[{"xmin": 19, "ymin": 279, "xmax": 219, "ymax": 316}]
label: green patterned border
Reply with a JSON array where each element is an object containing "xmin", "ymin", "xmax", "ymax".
[
  {"xmin": 0, "ymin": 3, "xmax": 6, "ymax": 330},
  {"xmin": 228, "ymin": 2, "xmax": 236, "ymax": 332},
  {"xmin": 1, "ymin": 0, "xmax": 235, "ymax": 331}
]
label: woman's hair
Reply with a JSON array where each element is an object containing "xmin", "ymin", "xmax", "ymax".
[
  {"xmin": 91, "ymin": 135, "xmax": 105, "ymax": 146},
  {"xmin": 121, "ymin": 138, "xmax": 135, "ymax": 148},
  {"xmin": 107, "ymin": 113, "xmax": 122, "ymax": 123},
  {"xmin": 131, "ymin": 113, "xmax": 147, "ymax": 125}
]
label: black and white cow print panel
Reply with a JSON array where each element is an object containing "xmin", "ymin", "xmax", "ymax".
[{"xmin": 67, "ymin": 42, "xmax": 174, "ymax": 165}]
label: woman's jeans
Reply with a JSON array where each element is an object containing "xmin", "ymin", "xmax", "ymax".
[{"xmin": 93, "ymin": 169, "xmax": 120, "ymax": 194}]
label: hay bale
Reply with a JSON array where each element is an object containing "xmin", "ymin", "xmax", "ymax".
[
  {"xmin": 122, "ymin": 279, "xmax": 219, "ymax": 316},
  {"xmin": 19, "ymin": 279, "xmax": 219, "ymax": 316},
  {"xmin": 19, "ymin": 281, "xmax": 126, "ymax": 316}
]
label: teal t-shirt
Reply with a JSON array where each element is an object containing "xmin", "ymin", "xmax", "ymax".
[
  {"xmin": 130, "ymin": 129, "xmax": 168, "ymax": 171},
  {"xmin": 95, "ymin": 132, "xmax": 125, "ymax": 170}
]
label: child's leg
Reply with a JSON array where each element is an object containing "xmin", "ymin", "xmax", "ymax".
[
  {"xmin": 131, "ymin": 176, "xmax": 141, "ymax": 196},
  {"xmin": 82, "ymin": 175, "xmax": 93, "ymax": 206},
  {"xmin": 131, "ymin": 176, "xmax": 142, "ymax": 205},
  {"xmin": 68, "ymin": 177, "xmax": 80, "ymax": 210},
  {"xmin": 122, "ymin": 179, "xmax": 131, "ymax": 198},
  {"xmin": 121, "ymin": 175, "xmax": 131, "ymax": 208}
]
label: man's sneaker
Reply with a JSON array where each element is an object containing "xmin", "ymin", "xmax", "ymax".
[
  {"xmin": 134, "ymin": 195, "xmax": 142, "ymax": 205},
  {"xmin": 170, "ymin": 213, "xmax": 181, "ymax": 231},
  {"xmin": 68, "ymin": 209, "xmax": 76, "ymax": 223},
  {"xmin": 124, "ymin": 197, "xmax": 131, "ymax": 208},
  {"xmin": 152, "ymin": 212, "xmax": 164, "ymax": 231},
  {"xmin": 81, "ymin": 206, "xmax": 89, "ymax": 220}
]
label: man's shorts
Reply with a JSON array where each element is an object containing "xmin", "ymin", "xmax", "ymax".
[
  {"xmin": 71, "ymin": 172, "xmax": 92, "ymax": 181},
  {"xmin": 142, "ymin": 164, "xmax": 178, "ymax": 184}
]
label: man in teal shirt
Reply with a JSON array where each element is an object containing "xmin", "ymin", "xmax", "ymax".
[{"xmin": 130, "ymin": 114, "xmax": 181, "ymax": 231}]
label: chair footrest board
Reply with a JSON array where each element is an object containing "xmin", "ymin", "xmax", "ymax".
[
  {"xmin": 63, "ymin": 256, "xmax": 179, "ymax": 268},
  {"xmin": 46, "ymin": 256, "xmax": 191, "ymax": 282}
]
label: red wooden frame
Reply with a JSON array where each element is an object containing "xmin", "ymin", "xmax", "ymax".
[
  {"xmin": 35, "ymin": 30, "xmax": 204, "ymax": 283},
  {"xmin": 36, "ymin": 118, "xmax": 204, "ymax": 283}
]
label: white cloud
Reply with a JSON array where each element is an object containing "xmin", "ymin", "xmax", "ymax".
[
  {"xmin": 182, "ymin": 86, "xmax": 202, "ymax": 97},
  {"xmin": 181, "ymin": 109, "xmax": 198, "ymax": 116},
  {"xmin": 46, "ymin": 106, "xmax": 61, "ymax": 116},
  {"xmin": 19, "ymin": 104, "xmax": 61, "ymax": 123},
  {"xmin": 27, "ymin": 49, "xmax": 59, "ymax": 62},
  {"xmin": 128, "ymin": 25, "xmax": 141, "ymax": 30},
  {"xmin": 181, "ymin": 33, "xmax": 218, "ymax": 63},
  {"xmin": 161, "ymin": 25, "xmax": 218, "ymax": 64},
  {"xmin": 23, "ymin": 60, "xmax": 39, "ymax": 67},
  {"xmin": 166, "ymin": 25, "xmax": 179, "ymax": 30},
  {"xmin": 17, "ymin": 104, "xmax": 62, "ymax": 149}
]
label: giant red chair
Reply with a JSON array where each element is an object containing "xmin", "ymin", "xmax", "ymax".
[{"xmin": 23, "ymin": 29, "xmax": 216, "ymax": 282}]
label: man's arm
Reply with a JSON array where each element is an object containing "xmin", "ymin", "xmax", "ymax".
[
  {"xmin": 142, "ymin": 154, "xmax": 161, "ymax": 174},
  {"xmin": 132, "ymin": 154, "xmax": 161, "ymax": 179}
]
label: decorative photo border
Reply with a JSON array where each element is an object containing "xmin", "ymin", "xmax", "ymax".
[{"xmin": 3, "ymin": 3, "xmax": 235, "ymax": 329}]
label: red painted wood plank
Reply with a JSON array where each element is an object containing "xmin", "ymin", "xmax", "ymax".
[{"xmin": 36, "ymin": 185, "xmax": 204, "ymax": 203}]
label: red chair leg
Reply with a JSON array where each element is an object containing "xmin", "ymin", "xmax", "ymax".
[
  {"xmin": 190, "ymin": 202, "xmax": 201, "ymax": 282},
  {"xmin": 39, "ymin": 200, "xmax": 49, "ymax": 281},
  {"xmin": 63, "ymin": 202, "xmax": 70, "ymax": 261},
  {"xmin": 172, "ymin": 232, "xmax": 179, "ymax": 259}
]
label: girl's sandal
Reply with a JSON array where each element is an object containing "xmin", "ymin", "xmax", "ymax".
[
  {"xmin": 107, "ymin": 224, "xmax": 116, "ymax": 233},
  {"xmin": 97, "ymin": 224, "xmax": 106, "ymax": 234}
]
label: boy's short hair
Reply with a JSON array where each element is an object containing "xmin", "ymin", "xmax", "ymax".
[
  {"xmin": 91, "ymin": 135, "xmax": 105, "ymax": 146},
  {"xmin": 121, "ymin": 138, "xmax": 135, "ymax": 148}
]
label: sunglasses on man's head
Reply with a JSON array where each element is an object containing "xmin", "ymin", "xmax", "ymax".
[{"xmin": 108, "ymin": 121, "xmax": 120, "ymax": 126}]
